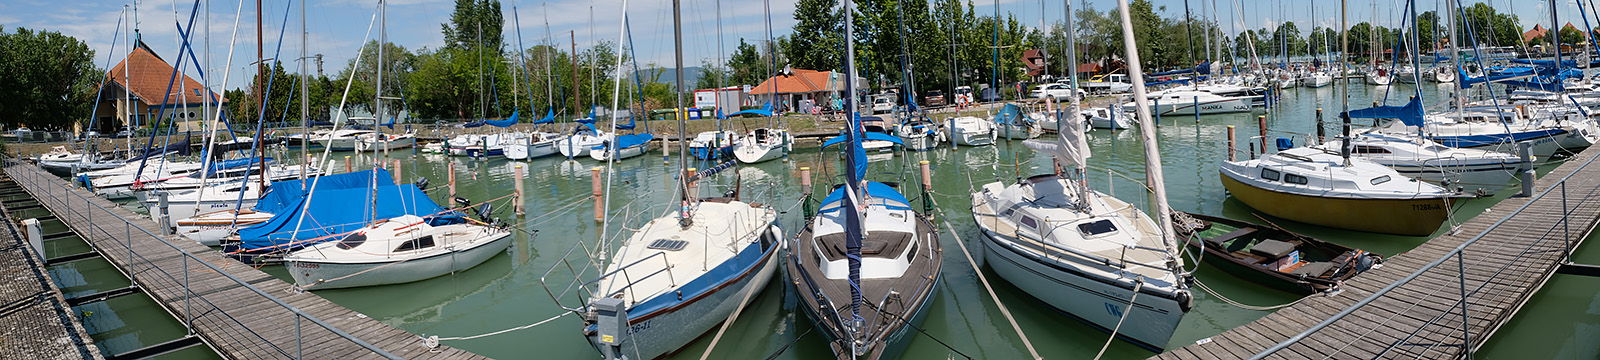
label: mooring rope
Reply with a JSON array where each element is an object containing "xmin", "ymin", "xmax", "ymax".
[
  {"xmin": 422, "ymin": 311, "xmax": 572, "ymax": 348},
  {"xmin": 1192, "ymin": 278, "xmax": 1314, "ymax": 311},
  {"xmin": 1093, "ymin": 280, "xmax": 1143, "ymax": 360},
  {"xmin": 929, "ymin": 196, "xmax": 1042, "ymax": 360}
]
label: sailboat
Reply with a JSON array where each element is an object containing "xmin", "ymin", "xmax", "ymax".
[
  {"xmin": 785, "ymin": 0, "xmax": 942, "ymax": 357},
  {"xmin": 944, "ymin": 116, "xmax": 995, "ymax": 146},
  {"xmin": 991, "ymin": 103, "xmax": 1043, "ymax": 140},
  {"xmin": 730, "ymin": 104, "xmax": 796, "ymax": 162},
  {"xmin": 973, "ymin": 1, "xmax": 1191, "ymax": 349},
  {"xmin": 572, "ymin": 3, "xmax": 782, "ymax": 357}
]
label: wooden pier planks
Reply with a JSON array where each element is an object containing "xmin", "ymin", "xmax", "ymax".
[
  {"xmin": 3, "ymin": 163, "xmax": 487, "ymax": 359},
  {"xmin": 1154, "ymin": 146, "xmax": 1600, "ymax": 360},
  {"xmin": 0, "ymin": 178, "xmax": 102, "ymax": 360}
]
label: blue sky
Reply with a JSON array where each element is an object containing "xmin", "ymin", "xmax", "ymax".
[{"xmin": 0, "ymin": 0, "xmax": 1572, "ymax": 92}]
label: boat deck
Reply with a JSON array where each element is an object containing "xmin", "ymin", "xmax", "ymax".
[
  {"xmin": 0, "ymin": 176, "xmax": 101, "ymax": 359},
  {"xmin": 1156, "ymin": 145, "xmax": 1600, "ymax": 359},
  {"xmin": 4, "ymin": 161, "xmax": 487, "ymax": 359},
  {"xmin": 788, "ymin": 213, "xmax": 942, "ymax": 355},
  {"xmin": 971, "ymin": 188, "xmax": 1174, "ymax": 282}
]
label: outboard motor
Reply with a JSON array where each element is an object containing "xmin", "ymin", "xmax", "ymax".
[
  {"xmin": 475, "ymin": 203, "xmax": 494, "ymax": 221},
  {"xmin": 414, "ymin": 177, "xmax": 429, "ymax": 192},
  {"xmin": 454, "ymin": 196, "xmax": 472, "ymax": 208}
]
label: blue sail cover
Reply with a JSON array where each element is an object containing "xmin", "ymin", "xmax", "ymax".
[
  {"xmin": 486, "ymin": 111, "xmax": 518, "ymax": 128},
  {"xmin": 614, "ymin": 133, "xmax": 654, "ymax": 149},
  {"xmin": 993, "ymin": 103, "xmax": 1028, "ymax": 126},
  {"xmin": 380, "ymin": 115, "xmax": 396, "ymax": 129},
  {"xmin": 534, "ymin": 108, "xmax": 555, "ymax": 124},
  {"xmin": 1148, "ymin": 61, "xmax": 1211, "ymax": 76},
  {"xmin": 1511, "ymin": 59, "xmax": 1578, "ymax": 68},
  {"xmin": 1345, "ymin": 96, "xmax": 1424, "ymax": 128},
  {"xmin": 459, "ymin": 121, "xmax": 487, "ymax": 128},
  {"xmin": 817, "ymin": 181, "xmax": 911, "ymax": 213},
  {"xmin": 254, "ymin": 169, "xmax": 396, "ymax": 214},
  {"xmin": 1460, "ymin": 67, "xmax": 1535, "ymax": 87},
  {"xmin": 236, "ymin": 183, "xmax": 462, "ymax": 250},
  {"xmin": 574, "ymin": 107, "xmax": 598, "ymax": 124},
  {"xmin": 727, "ymin": 102, "xmax": 774, "ymax": 117}
]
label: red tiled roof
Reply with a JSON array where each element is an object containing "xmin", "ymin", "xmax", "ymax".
[
  {"xmin": 749, "ymin": 69, "xmax": 835, "ymax": 95},
  {"xmin": 106, "ymin": 45, "xmax": 226, "ymax": 107},
  {"xmin": 1524, "ymin": 24, "xmax": 1548, "ymax": 42}
]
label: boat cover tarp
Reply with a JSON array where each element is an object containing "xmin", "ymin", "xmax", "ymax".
[
  {"xmin": 1511, "ymin": 59, "xmax": 1578, "ymax": 68},
  {"xmin": 237, "ymin": 183, "xmax": 461, "ymax": 250},
  {"xmin": 458, "ymin": 121, "xmax": 486, "ymax": 128},
  {"xmin": 379, "ymin": 115, "xmax": 396, "ymax": 129},
  {"xmin": 574, "ymin": 107, "xmax": 598, "ymax": 124},
  {"xmin": 534, "ymin": 108, "xmax": 555, "ymax": 124},
  {"xmin": 254, "ymin": 169, "xmax": 395, "ymax": 214},
  {"xmin": 486, "ymin": 111, "xmax": 518, "ymax": 128},
  {"xmin": 993, "ymin": 103, "xmax": 1028, "ymax": 125},
  {"xmin": 727, "ymin": 102, "xmax": 774, "ymax": 117},
  {"xmin": 1345, "ymin": 96, "xmax": 1424, "ymax": 128},
  {"xmin": 1148, "ymin": 61, "xmax": 1212, "ymax": 76},
  {"xmin": 614, "ymin": 133, "xmax": 654, "ymax": 149},
  {"xmin": 818, "ymin": 181, "xmax": 910, "ymax": 212}
]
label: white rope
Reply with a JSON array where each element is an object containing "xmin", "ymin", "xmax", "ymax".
[
  {"xmin": 930, "ymin": 198, "xmax": 1042, "ymax": 360},
  {"xmin": 424, "ymin": 311, "xmax": 572, "ymax": 345},
  {"xmin": 1192, "ymin": 278, "xmax": 1313, "ymax": 311},
  {"xmin": 1094, "ymin": 280, "xmax": 1143, "ymax": 360}
]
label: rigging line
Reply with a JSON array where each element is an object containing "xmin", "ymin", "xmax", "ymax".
[
  {"xmin": 1191, "ymin": 278, "xmax": 1314, "ymax": 311},
  {"xmin": 928, "ymin": 196, "xmax": 1041, "ymax": 360},
  {"xmin": 760, "ymin": 326, "xmax": 813, "ymax": 360}
]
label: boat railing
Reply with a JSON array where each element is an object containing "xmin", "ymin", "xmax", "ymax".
[
  {"xmin": 539, "ymin": 238, "xmax": 602, "ymax": 315},
  {"xmin": 581, "ymin": 251, "xmax": 678, "ymax": 306},
  {"xmin": 1251, "ymin": 143, "xmax": 1600, "ymax": 359},
  {"xmin": 6, "ymin": 157, "xmax": 404, "ymax": 359}
]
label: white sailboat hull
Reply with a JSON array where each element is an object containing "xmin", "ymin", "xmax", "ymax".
[
  {"xmin": 286, "ymin": 232, "xmax": 512, "ymax": 289},
  {"xmin": 977, "ymin": 229, "xmax": 1185, "ymax": 350},
  {"xmin": 584, "ymin": 244, "xmax": 780, "ymax": 360},
  {"xmin": 504, "ymin": 140, "xmax": 559, "ymax": 160},
  {"xmin": 590, "ymin": 144, "xmax": 649, "ymax": 161}
]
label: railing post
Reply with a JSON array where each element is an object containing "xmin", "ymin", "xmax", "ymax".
[
  {"xmin": 184, "ymin": 254, "xmax": 192, "ymax": 331},
  {"xmin": 1563, "ymin": 181, "xmax": 1571, "ymax": 263},
  {"xmin": 296, "ymin": 314, "xmax": 303, "ymax": 359},
  {"xmin": 1458, "ymin": 251, "xmax": 1473, "ymax": 358}
]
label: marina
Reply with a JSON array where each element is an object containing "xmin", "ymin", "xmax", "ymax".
[{"xmin": 8, "ymin": 0, "xmax": 1600, "ymax": 357}]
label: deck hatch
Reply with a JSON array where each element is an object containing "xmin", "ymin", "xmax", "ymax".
[{"xmin": 648, "ymin": 239, "xmax": 689, "ymax": 251}]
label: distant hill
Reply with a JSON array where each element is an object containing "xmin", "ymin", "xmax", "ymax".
[{"xmin": 633, "ymin": 66, "xmax": 702, "ymax": 88}]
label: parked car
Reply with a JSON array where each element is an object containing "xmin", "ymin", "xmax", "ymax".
[
  {"xmin": 1082, "ymin": 73, "xmax": 1133, "ymax": 93},
  {"xmin": 979, "ymin": 87, "xmax": 1000, "ymax": 103},
  {"xmin": 871, "ymin": 96, "xmax": 894, "ymax": 114},
  {"xmin": 954, "ymin": 86, "xmax": 974, "ymax": 106},
  {"xmin": 1030, "ymin": 83, "xmax": 1085, "ymax": 101},
  {"xmin": 924, "ymin": 90, "xmax": 946, "ymax": 107}
]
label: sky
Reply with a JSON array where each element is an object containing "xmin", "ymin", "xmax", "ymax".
[{"xmin": 0, "ymin": 0, "xmax": 1579, "ymax": 93}]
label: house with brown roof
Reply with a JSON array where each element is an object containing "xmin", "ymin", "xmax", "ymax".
[
  {"xmin": 92, "ymin": 41, "xmax": 226, "ymax": 133},
  {"xmin": 1524, "ymin": 25, "xmax": 1547, "ymax": 43},
  {"xmin": 747, "ymin": 68, "xmax": 861, "ymax": 113}
]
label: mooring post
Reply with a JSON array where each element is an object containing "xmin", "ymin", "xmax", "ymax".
[
  {"xmin": 448, "ymin": 162, "xmax": 457, "ymax": 199},
  {"xmin": 393, "ymin": 159, "xmax": 402, "ymax": 184},
  {"xmin": 156, "ymin": 192, "xmax": 170, "ymax": 236},
  {"xmin": 1154, "ymin": 97, "xmax": 1162, "ymax": 126},
  {"xmin": 1258, "ymin": 115, "xmax": 1269, "ymax": 153},
  {"xmin": 1192, "ymin": 96, "xmax": 1200, "ymax": 120},
  {"xmin": 592, "ymin": 167, "xmax": 604, "ymax": 222},
  {"xmin": 686, "ymin": 167, "xmax": 699, "ymax": 200},
  {"xmin": 1315, "ymin": 108, "xmax": 1325, "ymax": 143},
  {"xmin": 515, "ymin": 165, "xmax": 526, "ymax": 216},
  {"xmin": 920, "ymin": 160, "xmax": 934, "ymax": 214},
  {"xmin": 1519, "ymin": 141, "xmax": 1534, "ymax": 197},
  {"xmin": 344, "ymin": 155, "xmax": 352, "ymax": 173},
  {"xmin": 1372, "ymin": 101, "xmax": 1381, "ymax": 126},
  {"xmin": 1227, "ymin": 125, "xmax": 1237, "ymax": 162}
]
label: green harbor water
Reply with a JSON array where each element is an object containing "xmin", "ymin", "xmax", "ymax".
[{"xmin": 41, "ymin": 80, "xmax": 1600, "ymax": 358}]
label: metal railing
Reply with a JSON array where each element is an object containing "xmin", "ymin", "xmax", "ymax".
[
  {"xmin": 1250, "ymin": 146, "xmax": 1600, "ymax": 359},
  {"xmin": 5, "ymin": 158, "xmax": 403, "ymax": 359}
]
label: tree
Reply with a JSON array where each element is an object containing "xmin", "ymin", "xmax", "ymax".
[
  {"xmin": 1561, "ymin": 26, "xmax": 1584, "ymax": 46},
  {"xmin": 726, "ymin": 40, "xmax": 765, "ymax": 86},
  {"xmin": 0, "ymin": 26, "xmax": 99, "ymax": 131},
  {"xmin": 789, "ymin": 0, "xmax": 842, "ymax": 71},
  {"xmin": 441, "ymin": 0, "xmax": 504, "ymax": 54}
]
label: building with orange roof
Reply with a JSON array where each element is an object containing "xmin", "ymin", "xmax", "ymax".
[
  {"xmin": 92, "ymin": 40, "xmax": 226, "ymax": 133},
  {"xmin": 747, "ymin": 68, "xmax": 862, "ymax": 113},
  {"xmin": 1524, "ymin": 24, "xmax": 1547, "ymax": 43}
]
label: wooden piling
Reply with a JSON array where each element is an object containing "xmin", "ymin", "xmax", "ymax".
[
  {"xmin": 515, "ymin": 165, "xmax": 526, "ymax": 216},
  {"xmin": 592, "ymin": 167, "xmax": 604, "ymax": 222},
  {"xmin": 920, "ymin": 161, "xmax": 933, "ymax": 191},
  {"xmin": 344, "ymin": 156, "xmax": 352, "ymax": 173},
  {"xmin": 1257, "ymin": 115, "xmax": 1268, "ymax": 152},
  {"xmin": 448, "ymin": 162, "xmax": 457, "ymax": 199},
  {"xmin": 392, "ymin": 159, "xmax": 402, "ymax": 184},
  {"xmin": 1227, "ymin": 125, "xmax": 1237, "ymax": 162},
  {"xmin": 1316, "ymin": 108, "xmax": 1326, "ymax": 143}
]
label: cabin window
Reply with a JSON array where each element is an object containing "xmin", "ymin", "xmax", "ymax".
[
  {"xmin": 393, "ymin": 235, "xmax": 436, "ymax": 252},
  {"xmin": 1370, "ymin": 175, "xmax": 1392, "ymax": 185},
  {"xmin": 1260, "ymin": 168, "xmax": 1281, "ymax": 181},
  {"xmin": 1352, "ymin": 145, "xmax": 1390, "ymax": 154},
  {"xmin": 1019, "ymin": 216, "xmax": 1039, "ymax": 229},
  {"xmin": 1078, "ymin": 220, "xmax": 1118, "ymax": 236},
  {"xmin": 1284, "ymin": 173, "xmax": 1309, "ymax": 185},
  {"xmin": 336, "ymin": 233, "xmax": 367, "ymax": 250},
  {"xmin": 1003, "ymin": 208, "xmax": 1015, "ymax": 217}
]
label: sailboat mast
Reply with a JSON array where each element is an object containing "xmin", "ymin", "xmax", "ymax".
[
  {"xmin": 673, "ymin": 0, "xmax": 692, "ymax": 227},
  {"xmin": 300, "ymin": 0, "xmax": 308, "ymax": 184},
  {"xmin": 377, "ymin": 0, "xmax": 386, "ymax": 146},
  {"xmin": 1066, "ymin": 0, "xmax": 1089, "ymax": 208},
  {"xmin": 1116, "ymin": 0, "xmax": 1181, "ymax": 270},
  {"xmin": 1342, "ymin": 0, "xmax": 1352, "ymax": 165},
  {"xmin": 841, "ymin": 0, "xmax": 868, "ymax": 351},
  {"xmin": 256, "ymin": 0, "xmax": 267, "ymax": 190}
]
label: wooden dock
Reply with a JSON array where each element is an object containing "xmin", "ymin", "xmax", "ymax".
[
  {"xmin": 0, "ymin": 176, "xmax": 101, "ymax": 359},
  {"xmin": 3, "ymin": 161, "xmax": 487, "ymax": 359},
  {"xmin": 1156, "ymin": 146, "xmax": 1600, "ymax": 359}
]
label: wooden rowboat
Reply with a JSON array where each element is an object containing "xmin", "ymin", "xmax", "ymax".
[{"xmin": 1173, "ymin": 212, "xmax": 1383, "ymax": 294}]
